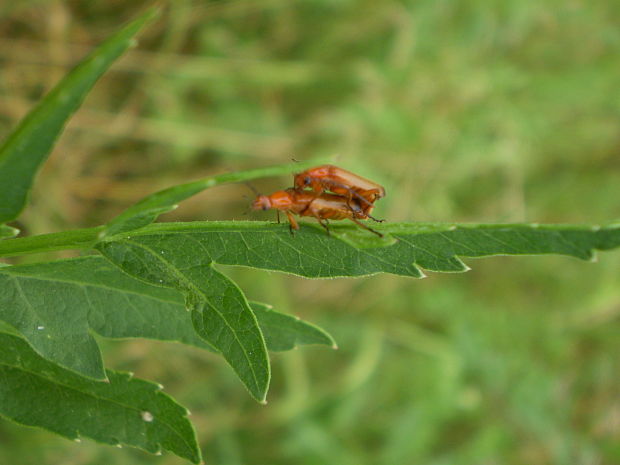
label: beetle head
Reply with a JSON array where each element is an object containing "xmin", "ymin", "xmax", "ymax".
[{"xmin": 252, "ymin": 195, "xmax": 272, "ymax": 211}]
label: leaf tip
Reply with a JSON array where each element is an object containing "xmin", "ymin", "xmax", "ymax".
[
  {"xmin": 137, "ymin": 6, "xmax": 162, "ymax": 24},
  {"xmin": 331, "ymin": 343, "xmax": 339, "ymax": 350},
  {"xmin": 0, "ymin": 225, "xmax": 20, "ymax": 239}
]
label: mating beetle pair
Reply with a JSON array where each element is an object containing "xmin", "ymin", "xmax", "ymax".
[{"xmin": 252, "ymin": 164, "xmax": 385, "ymax": 237}]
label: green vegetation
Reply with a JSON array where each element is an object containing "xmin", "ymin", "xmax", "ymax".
[{"xmin": 1, "ymin": 1, "xmax": 619, "ymax": 464}]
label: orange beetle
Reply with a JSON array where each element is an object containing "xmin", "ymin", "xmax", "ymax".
[
  {"xmin": 293, "ymin": 164, "xmax": 386, "ymax": 212},
  {"xmin": 252, "ymin": 188, "xmax": 383, "ymax": 237}
]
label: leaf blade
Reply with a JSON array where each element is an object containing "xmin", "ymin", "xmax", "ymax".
[
  {"xmin": 97, "ymin": 237, "xmax": 271, "ymax": 401},
  {"xmin": 252, "ymin": 302, "xmax": 336, "ymax": 351},
  {"xmin": 187, "ymin": 266, "xmax": 271, "ymax": 402},
  {"xmin": 0, "ymin": 270, "xmax": 107, "ymax": 379},
  {"xmin": 0, "ymin": 332, "xmax": 201, "ymax": 463},
  {"xmin": 98, "ymin": 221, "xmax": 620, "ymax": 279},
  {"xmin": 0, "ymin": 8, "xmax": 158, "ymax": 223},
  {"xmin": 1, "ymin": 256, "xmax": 331, "ymax": 384}
]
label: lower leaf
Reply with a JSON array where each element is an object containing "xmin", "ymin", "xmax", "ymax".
[
  {"xmin": 96, "ymin": 239, "xmax": 271, "ymax": 402},
  {"xmin": 187, "ymin": 266, "xmax": 271, "ymax": 403},
  {"xmin": 0, "ymin": 332, "xmax": 201, "ymax": 463},
  {"xmin": 0, "ymin": 257, "xmax": 333, "ymax": 399},
  {"xmin": 252, "ymin": 303, "xmax": 337, "ymax": 351}
]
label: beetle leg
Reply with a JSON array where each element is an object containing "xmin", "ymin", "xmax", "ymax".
[
  {"xmin": 343, "ymin": 194, "xmax": 366, "ymax": 218},
  {"xmin": 317, "ymin": 218, "xmax": 331, "ymax": 236},
  {"xmin": 352, "ymin": 190, "xmax": 375, "ymax": 209},
  {"xmin": 349, "ymin": 217, "xmax": 383, "ymax": 237},
  {"xmin": 298, "ymin": 195, "xmax": 318, "ymax": 216},
  {"xmin": 286, "ymin": 211, "xmax": 299, "ymax": 235},
  {"xmin": 276, "ymin": 210, "xmax": 281, "ymax": 223},
  {"xmin": 367, "ymin": 212, "xmax": 385, "ymax": 223},
  {"xmin": 343, "ymin": 194, "xmax": 356, "ymax": 214}
]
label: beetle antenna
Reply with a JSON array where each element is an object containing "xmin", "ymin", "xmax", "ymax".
[{"xmin": 244, "ymin": 182, "xmax": 260, "ymax": 196}]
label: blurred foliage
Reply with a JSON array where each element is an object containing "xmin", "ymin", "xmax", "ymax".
[{"xmin": 1, "ymin": 0, "xmax": 619, "ymax": 464}]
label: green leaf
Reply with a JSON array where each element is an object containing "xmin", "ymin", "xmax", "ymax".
[
  {"xmin": 103, "ymin": 158, "xmax": 329, "ymax": 236},
  {"xmin": 97, "ymin": 221, "xmax": 620, "ymax": 279},
  {"xmin": 96, "ymin": 240, "xmax": 271, "ymax": 402},
  {"xmin": 0, "ymin": 226, "xmax": 104, "ymax": 257},
  {"xmin": 0, "ymin": 256, "xmax": 332, "ymax": 381},
  {"xmin": 0, "ymin": 255, "xmax": 207, "ymax": 380},
  {"xmin": 251, "ymin": 302, "xmax": 336, "ymax": 351},
  {"xmin": 0, "ymin": 331, "xmax": 201, "ymax": 464},
  {"xmin": 0, "ymin": 224, "xmax": 19, "ymax": 239},
  {"xmin": 0, "ymin": 8, "xmax": 158, "ymax": 224},
  {"xmin": 0, "ymin": 265, "xmax": 106, "ymax": 380}
]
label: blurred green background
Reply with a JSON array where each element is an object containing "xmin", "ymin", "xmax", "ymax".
[{"xmin": 1, "ymin": 1, "xmax": 620, "ymax": 464}]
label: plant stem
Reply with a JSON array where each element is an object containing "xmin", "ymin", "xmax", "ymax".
[{"xmin": 0, "ymin": 226, "xmax": 104, "ymax": 258}]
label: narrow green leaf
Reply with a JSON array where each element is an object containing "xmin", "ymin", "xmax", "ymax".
[
  {"xmin": 0, "ymin": 332, "xmax": 201, "ymax": 463},
  {"xmin": 186, "ymin": 267, "xmax": 272, "ymax": 402},
  {"xmin": 103, "ymin": 158, "xmax": 329, "ymax": 236},
  {"xmin": 99, "ymin": 240, "xmax": 270, "ymax": 401},
  {"xmin": 252, "ymin": 302, "xmax": 337, "ymax": 351},
  {"xmin": 188, "ymin": 269, "xmax": 272, "ymax": 401},
  {"xmin": 0, "ymin": 8, "xmax": 158, "ymax": 223},
  {"xmin": 0, "ymin": 224, "xmax": 19, "ymax": 239},
  {"xmin": 0, "ymin": 226, "xmax": 104, "ymax": 257},
  {"xmin": 97, "ymin": 221, "xmax": 620, "ymax": 279}
]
